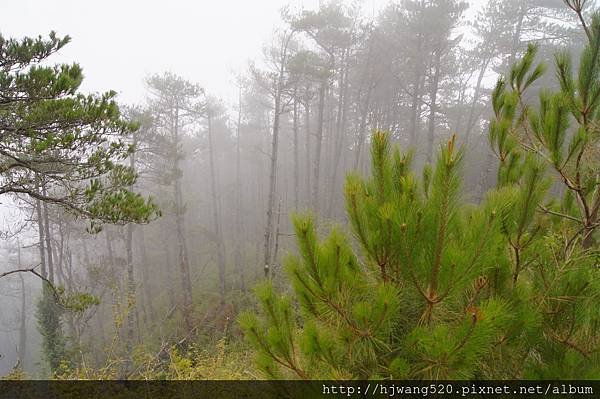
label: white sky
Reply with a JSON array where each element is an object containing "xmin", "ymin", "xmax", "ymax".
[{"xmin": 0, "ymin": 0, "xmax": 390, "ymax": 108}]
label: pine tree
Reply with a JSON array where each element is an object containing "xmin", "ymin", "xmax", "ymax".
[
  {"xmin": 483, "ymin": 8, "xmax": 600, "ymax": 378},
  {"xmin": 241, "ymin": 6, "xmax": 600, "ymax": 380},
  {"xmin": 489, "ymin": 14, "xmax": 599, "ymax": 250},
  {"xmin": 0, "ymin": 32, "xmax": 159, "ymax": 229},
  {"xmin": 241, "ymin": 132, "xmax": 517, "ymax": 379},
  {"xmin": 1, "ymin": 32, "xmax": 160, "ymax": 376}
]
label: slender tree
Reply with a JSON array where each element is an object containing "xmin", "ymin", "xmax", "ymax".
[{"xmin": 145, "ymin": 72, "xmax": 202, "ymax": 334}]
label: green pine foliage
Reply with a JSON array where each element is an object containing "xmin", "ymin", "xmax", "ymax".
[
  {"xmin": 1, "ymin": 31, "xmax": 162, "ymax": 377},
  {"xmin": 242, "ymin": 133, "xmax": 507, "ymax": 379},
  {"xmin": 489, "ymin": 17, "xmax": 599, "ymax": 250},
  {"xmin": 0, "ymin": 32, "xmax": 160, "ymax": 231},
  {"xmin": 242, "ymin": 10, "xmax": 600, "ymax": 381}
]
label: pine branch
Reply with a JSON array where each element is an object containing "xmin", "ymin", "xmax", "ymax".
[
  {"xmin": 539, "ymin": 205, "xmax": 582, "ymax": 223},
  {"xmin": 0, "ymin": 265, "xmax": 61, "ymax": 302}
]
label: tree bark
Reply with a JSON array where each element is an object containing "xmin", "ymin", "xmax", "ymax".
[
  {"xmin": 262, "ymin": 88, "xmax": 282, "ymax": 278},
  {"xmin": 409, "ymin": 31, "xmax": 424, "ymax": 149},
  {"xmin": 17, "ymin": 241, "xmax": 27, "ymax": 368},
  {"xmin": 426, "ymin": 49, "xmax": 442, "ymax": 163},
  {"xmin": 262, "ymin": 33, "xmax": 293, "ymax": 278},
  {"xmin": 304, "ymin": 101, "xmax": 311, "ymax": 207},
  {"xmin": 311, "ymin": 82, "xmax": 326, "ymax": 212},
  {"xmin": 124, "ymin": 143, "xmax": 137, "ymax": 371},
  {"xmin": 172, "ymin": 105, "xmax": 194, "ymax": 333},
  {"xmin": 41, "ymin": 186, "xmax": 54, "ymax": 284},
  {"xmin": 293, "ymin": 96, "xmax": 300, "ymax": 211},
  {"xmin": 235, "ymin": 84, "xmax": 246, "ymax": 292},
  {"xmin": 272, "ymin": 199, "xmax": 283, "ymax": 266},
  {"xmin": 35, "ymin": 197, "xmax": 47, "ymax": 280},
  {"xmin": 207, "ymin": 112, "xmax": 227, "ymax": 303},
  {"xmin": 327, "ymin": 54, "xmax": 350, "ymax": 217},
  {"xmin": 464, "ymin": 57, "xmax": 491, "ymax": 145},
  {"xmin": 137, "ymin": 227, "xmax": 154, "ymax": 325}
]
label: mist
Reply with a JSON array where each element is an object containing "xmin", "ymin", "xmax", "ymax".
[{"xmin": 0, "ymin": 0, "xmax": 597, "ymax": 382}]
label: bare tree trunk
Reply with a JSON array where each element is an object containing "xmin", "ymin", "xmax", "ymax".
[
  {"xmin": 172, "ymin": 105, "xmax": 194, "ymax": 334},
  {"xmin": 105, "ymin": 230, "xmax": 118, "ymax": 287},
  {"xmin": 263, "ymin": 33, "xmax": 294, "ymax": 278},
  {"xmin": 137, "ymin": 228, "xmax": 155, "ymax": 324},
  {"xmin": 207, "ymin": 112, "xmax": 227, "ymax": 303},
  {"xmin": 293, "ymin": 96, "xmax": 300, "ymax": 211},
  {"xmin": 328, "ymin": 57, "xmax": 350, "ymax": 217},
  {"xmin": 104, "ymin": 230, "xmax": 119, "ymax": 344},
  {"xmin": 311, "ymin": 82, "xmax": 326, "ymax": 213},
  {"xmin": 508, "ymin": 5, "xmax": 526, "ymax": 68},
  {"xmin": 162, "ymin": 230, "xmax": 177, "ymax": 312},
  {"xmin": 464, "ymin": 57, "xmax": 491, "ymax": 145},
  {"xmin": 410, "ymin": 78, "xmax": 423, "ymax": 148},
  {"xmin": 35, "ymin": 198, "xmax": 47, "ymax": 280},
  {"xmin": 41, "ymin": 186, "xmax": 54, "ymax": 284},
  {"xmin": 426, "ymin": 50, "xmax": 442, "ymax": 163},
  {"xmin": 354, "ymin": 41, "xmax": 375, "ymax": 171},
  {"xmin": 354, "ymin": 102, "xmax": 370, "ymax": 171},
  {"xmin": 54, "ymin": 222, "xmax": 66, "ymax": 286},
  {"xmin": 175, "ymin": 177, "xmax": 193, "ymax": 331},
  {"xmin": 409, "ymin": 33, "xmax": 424, "ymax": 148},
  {"xmin": 124, "ymin": 144, "xmax": 136, "ymax": 372},
  {"xmin": 17, "ymin": 240, "xmax": 27, "ymax": 367},
  {"xmin": 272, "ymin": 199, "xmax": 282, "ymax": 267},
  {"xmin": 262, "ymin": 91, "xmax": 282, "ymax": 278},
  {"xmin": 235, "ymin": 84, "xmax": 246, "ymax": 292},
  {"xmin": 174, "ymin": 105, "xmax": 194, "ymax": 333},
  {"xmin": 66, "ymin": 250, "xmax": 74, "ymax": 294},
  {"xmin": 304, "ymin": 101, "xmax": 311, "ymax": 207}
]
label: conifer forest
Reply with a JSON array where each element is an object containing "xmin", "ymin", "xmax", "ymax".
[{"xmin": 1, "ymin": 0, "xmax": 599, "ymax": 385}]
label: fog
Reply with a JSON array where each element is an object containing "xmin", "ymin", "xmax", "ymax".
[
  {"xmin": 0, "ymin": 0, "xmax": 594, "ymax": 379},
  {"xmin": 0, "ymin": 0, "xmax": 386, "ymax": 104}
]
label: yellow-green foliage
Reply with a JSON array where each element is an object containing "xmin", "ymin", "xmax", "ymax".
[
  {"xmin": 53, "ymin": 339, "xmax": 255, "ymax": 380},
  {"xmin": 165, "ymin": 339, "xmax": 252, "ymax": 380},
  {"xmin": 1, "ymin": 368, "xmax": 27, "ymax": 380}
]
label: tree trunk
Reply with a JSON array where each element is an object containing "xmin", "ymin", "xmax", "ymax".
[
  {"xmin": 304, "ymin": 101, "xmax": 311, "ymax": 207},
  {"xmin": 207, "ymin": 112, "xmax": 227, "ymax": 303},
  {"xmin": 409, "ymin": 32, "xmax": 424, "ymax": 148},
  {"xmin": 41, "ymin": 186, "xmax": 54, "ymax": 284},
  {"xmin": 354, "ymin": 97, "xmax": 370, "ymax": 168},
  {"xmin": 464, "ymin": 57, "xmax": 491, "ymax": 145},
  {"xmin": 105, "ymin": 230, "xmax": 118, "ymax": 291},
  {"xmin": 354, "ymin": 40, "xmax": 375, "ymax": 170},
  {"xmin": 508, "ymin": 5, "xmax": 526, "ymax": 68},
  {"xmin": 162, "ymin": 230, "xmax": 177, "ymax": 312},
  {"xmin": 311, "ymin": 82, "xmax": 326, "ymax": 212},
  {"xmin": 426, "ymin": 50, "xmax": 442, "ymax": 163},
  {"xmin": 124, "ymin": 144, "xmax": 137, "ymax": 372},
  {"xmin": 293, "ymin": 96, "xmax": 300, "ymax": 211},
  {"xmin": 173, "ymin": 105, "xmax": 194, "ymax": 333},
  {"xmin": 262, "ymin": 32, "xmax": 294, "ymax": 278},
  {"xmin": 35, "ymin": 197, "xmax": 47, "ymax": 280},
  {"xmin": 235, "ymin": 84, "xmax": 246, "ymax": 292},
  {"xmin": 327, "ymin": 56, "xmax": 350, "ymax": 217},
  {"xmin": 137, "ymin": 227, "xmax": 155, "ymax": 325},
  {"xmin": 272, "ymin": 199, "xmax": 283, "ymax": 266},
  {"xmin": 262, "ymin": 85, "xmax": 282, "ymax": 278},
  {"xmin": 17, "ymin": 241, "xmax": 27, "ymax": 368},
  {"xmin": 53, "ymin": 223, "xmax": 66, "ymax": 286}
]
